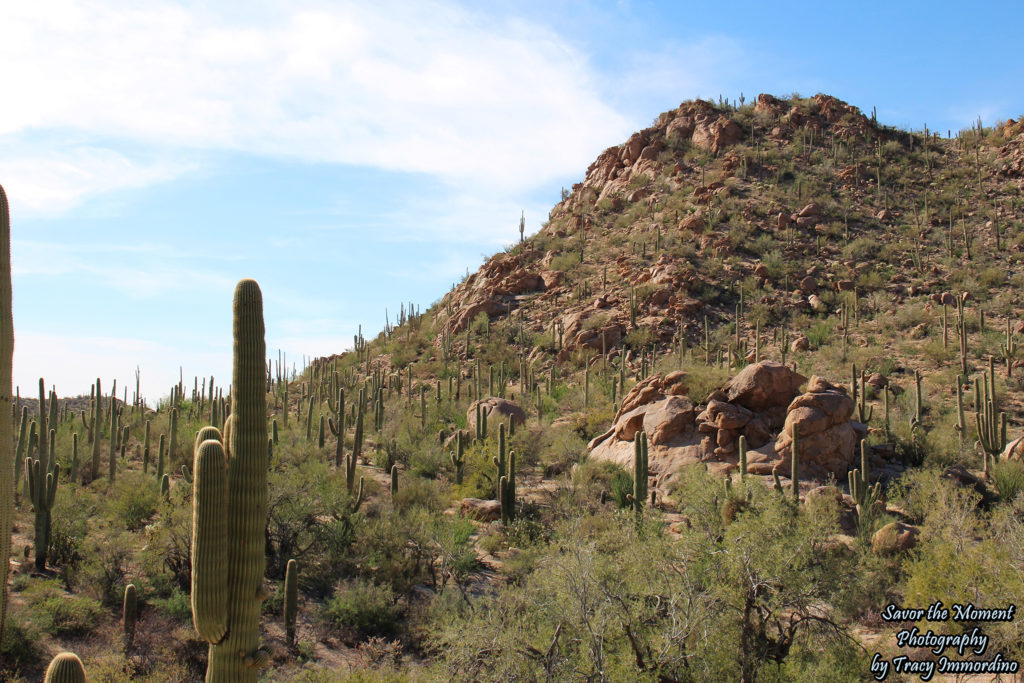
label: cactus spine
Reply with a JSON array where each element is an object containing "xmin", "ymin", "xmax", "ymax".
[
  {"xmin": 0, "ymin": 184, "xmax": 12, "ymax": 639},
  {"xmin": 90, "ymin": 378, "xmax": 102, "ymax": 480},
  {"xmin": 738, "ymin": 434, "xmax": 747, "ymax": 480},
  {"xmin": 190, "ymin": 279, "xmax": 270, "ymax": 681}
]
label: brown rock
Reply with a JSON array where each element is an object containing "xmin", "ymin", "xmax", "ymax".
[
  {"xmin": 679, "ymin": 212, "xmax": 704, "ymax": 232},
  {"xmin": 798, "ymin": 202, "xmax": 823, "ymax": 218},
  {"xmin": 775, "ymin": 376, "xmax": 857, "ymax": 479},
  {"xmin": 460, "ymin": 498, "xmax": 502, "ymax": 522},
  {"xmin": 666, "ymin": 115, "xmax": 695, "ymax": 140},
  {"xmin": 777, "ymin": 211, "xmax": 792, "ymax": 229},
  {"xmin": 467, "ymin": 398, "xmax": 527, "ymax": 433},
  {"xmin": 692, "ymin": 115, "xmax": 743, "ymax": 154},
  {"xmin": 799, "ymin": 275, "xmax": 818, "ymax": 293},
  {"xmin": 1002, "ymin": 436, "xmax": 1024, "ymax": 461},
  {"xmin": 872, "ymin": 522, "xmax": 920, "ymax": 555},
  {"xmin": 448, "ymin": 296, "xmax": 506, "ymax": 334},
  {"xmin": 791, "ymin": 336, "xmax": 810, "ymax": 352},
  {"xmin": 725, "ymin": 360, "xmax": 807, "ymax": 411},
  {"xmin": 643, "ymin": 396, "xmax": 696, "ymax": 446},
  {"xmin": 613, "ymin": 374, "xmax": 666, "ymax": 421}
]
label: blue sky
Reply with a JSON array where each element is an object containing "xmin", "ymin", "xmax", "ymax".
[{"xmin": 3, "ymin": 0, "xmax": 1022, "ymax": 403}]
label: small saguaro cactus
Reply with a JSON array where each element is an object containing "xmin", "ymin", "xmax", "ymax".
[
  {"xmin": 284, "ymin": 558, "xmax": 298, "ymax": 650},
  {"xmin": 190, "ymin": 279, "xmax": 271, "ymax": 682},
  {"xmin": 44, "ymin": 652, "xmax": 88, "ymax": 683},
  {"xmin": 390, "ymin": 464, "xmax": 399, "ymax": 497},
  {"xmin": 626, "ymin": 432, "xmax": 649, "ymax": 530},
  {"xmin": 123, "ymin": 583, "xmax": 138, "ymax": 652},
  {"xmin": 791, "ymin": 430, "xmax": 800, "ymax": 502},
  {"xmin": 450, "ymin": 431, "xmax": 465, "ymax": 485}
]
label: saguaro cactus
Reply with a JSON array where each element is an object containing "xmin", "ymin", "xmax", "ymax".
[
  {"xmin": 123, "ymin": 583, "xmax": 138, "ymax": 652},
  {"xmin": 190, "ymin": 279, "xmax": 271, "ymax": 681},
  {"xmin": 627, "ymin": 432, "xmax": 648, "ymax": 530},
  {"xmin": 0, "ymin": 184, "xmax": 14, "ymax": 639},
  {"xmin": 284, "ymin": 558, "xmax": 298, "ymax": 649},
  {"xmin": 44, "ymin": 652, "xmax": 88, "ymax": 683}
]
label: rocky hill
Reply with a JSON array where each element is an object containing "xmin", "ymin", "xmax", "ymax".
[{"xmin": 7, "ymin": 93, "xmax": 1024, "ymax": 682}]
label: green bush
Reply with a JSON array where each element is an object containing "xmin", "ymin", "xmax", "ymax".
[
  {"xmin": 105, "ymin": 471, "xmax": 160, "ymax": 531},
  {"xmin": 22, "ymin": 579, "xmax": 104, "ymax": 637},
  {"xmin": 991, "ymin": 459, "xmax": 1024, "ymax": 503},
  {"xmin": 323, "ymin": 578, "xmax": 401, "ymax": 638}
]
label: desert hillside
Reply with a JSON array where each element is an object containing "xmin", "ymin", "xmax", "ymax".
[{"xmin": 4, "ymin": 92, "xmax": 1024, "ymax": 682}]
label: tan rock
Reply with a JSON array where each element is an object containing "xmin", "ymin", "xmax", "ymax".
[
  {"xmin": 724, "ymin": 360, "xmax": 807, "ymax": 411},
  {"xmin": 643, "ymin": 396, "xmax": 697, "ymax": 446},
  {"xmin": 460, "ymin": 498, "xmax": 501, "ymax": 522},
  {"xmin": 467, "ymin": 398, "xmax": 527, "ymax": 433},
  {"xmin": 872, "ymin": 522, "xmax": 920, "ymax": 555}
]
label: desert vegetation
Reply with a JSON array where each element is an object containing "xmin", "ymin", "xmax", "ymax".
[{"xmin": 3, "ymin": 92, "xmax": 1024, "ymax": 681}]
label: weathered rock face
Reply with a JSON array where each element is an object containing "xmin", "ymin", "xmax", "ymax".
[
  {"xmin": 725, "ymin": 361, "xmax": 807, "ymax": 412},
  {"xmin": 439, "ymin": 251, "xmax": 546, "ymax": 334},
  {"xmin": 774, "ymin": 376, "xmax": 857, "ymax": 479},
  {"xmin": 467, "ymin": 398, "xmax": 527, "ymax": 431}
]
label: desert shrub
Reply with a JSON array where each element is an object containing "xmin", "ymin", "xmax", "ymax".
[
  {"xmin": 138, "ymin": 486, "xmax": 192, "ymax": 593},
  {"xmin": 323, "ymin": 578, "xmax": 401, "ymax": 639},
  {"xmin": 105, "ymin": 471, "xmax": 160, "ymax": 531},
  {"xmin": 807, "ymin": 318, "xmax": 835, "ymax": 348},
  {"xmin": 609, "ymin": 469, "xmax": 633, "ymax": 508},
  {"xmin": 991, "ymin": 459, "xmax": 1024, "ymax": 503},
  {"xmin": 1, "ymin": 616, "xmax": 43, "ymax": 675},
  {"xmin": 22, "ymin": 579, "xmax": 104, "ymax": 637},
  {"xmin": 265, "ymin": 459, "xmax": 360, "ymax": 588},
  {"xmin": 78, "ymin": 529, "xmax": 135, "ymax": 606},
  {"xmin": 150, "ymin": 588, "xmax": 192, "ymax": 622},
  {"xmin": 431, "ymin": 467, "xmax": 867, "ymax": 681}
]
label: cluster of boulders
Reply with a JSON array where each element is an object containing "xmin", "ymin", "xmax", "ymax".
[{"xmin": 587, "ymin": 361, "xmax": 881, "ymax": 490}]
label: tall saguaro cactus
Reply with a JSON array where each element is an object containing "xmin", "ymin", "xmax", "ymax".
[
  {"xmin": 0, "ymin": 184, "xmax": 14, "ymax": 640},
  {"xmin": 191, "ymin": 279, "xmax": 271, "ymax": 681}
]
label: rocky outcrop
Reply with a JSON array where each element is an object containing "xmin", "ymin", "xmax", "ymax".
[
  {"xmin": 774, "ymin": 377, "xmax": 857, "ymax": 480},
  {"xmin": 588, "ymin": 362, "xmax": 811, "ymax": 490}
]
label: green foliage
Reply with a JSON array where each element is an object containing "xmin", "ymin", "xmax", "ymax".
[
  {"xmin": 322, "ymin": 578, "xmax": 400, "ymax": 638},
  {"xmin": 990, "ymin": 459, "xmax": 1024, "ymax": 503},
  {"xmin": 105, "ymin": 471, "xmax": 160, "ymax": 531},
  {"xmin": 21, "ymin": 579, "xmax": 103, "ymax": 637}
]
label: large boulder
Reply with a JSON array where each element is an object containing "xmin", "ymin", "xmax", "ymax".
[
  {"xmin": 774, "ymin": 376, "xmax": 856, "ymax": 479},
  {"xmin": 467, "ymin": 398, "xmax": 527, "ymax": 432},
  {"xmin": 725, "ymin": 361, "xmax": 807, "ymax": 411},
  {"xmin": 872, "ymin": 522, "xmax": 920, "ymax": 556}
]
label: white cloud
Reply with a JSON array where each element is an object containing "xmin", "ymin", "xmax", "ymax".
[
  {"xmin": 0, "ymin": 142, "xmax": 195, "ymax": 214},
  {"xmin": 1, "ymin": 0, "xmax": 633, "ymax": 210}
]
